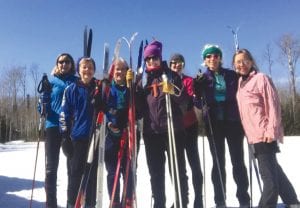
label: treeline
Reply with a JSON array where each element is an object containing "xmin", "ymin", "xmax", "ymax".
[
  {"xmin": 0, "ymin": 63, "xmax": 40, "ymax": 143},
  {"xmin": 0, "ymin": 33, "xmax": 299, "ymax": 142},
  {"xmin": 0, "ymin": 88, "xmax": 298, "ymax": 143}
]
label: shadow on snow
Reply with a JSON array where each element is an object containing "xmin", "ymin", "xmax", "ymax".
[{"xmin": 0, "ymin": 175, "xmax": 44, "ymax": 208}]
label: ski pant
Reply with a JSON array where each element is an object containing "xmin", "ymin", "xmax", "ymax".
[
  {"xmin": 185, "ymin": 123, "xmax": 203, "ymax": 208},
  {"xmin": 67, "ymin": 139, "xmax": 98, "ymax": 207},
  {"xmin": 143, "ymin": 131, "xmax": 189, "ymax": 208},
  {"xmin": 254, "ymin": 142, "xmax": 300, "ymax": 208},
  {"xmin": 205, "ymin": 120, "xmax": 250, "ymax": 206},
  {"xmin": 45, "ymin": 127, "xmax": 70, "ymax": 208},
  {"xmin": 105, "ymin": 133, "xmax": 134, "ymax": 204}
]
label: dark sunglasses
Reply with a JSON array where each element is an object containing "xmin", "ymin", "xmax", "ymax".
[
  {"xmin": 58, "ymin": 60, "xmax": 71, "ymax": 64},
  {"xmin": 170, "ymin": 61, "xmax": 184, "ymax": 65},
  {"xmin": 145, "ymin": 56, "xmax": 160, "ymax": 62},
  {"xmin": 205, "ymin": 54, "xmax": 219, "ymax": 59}
]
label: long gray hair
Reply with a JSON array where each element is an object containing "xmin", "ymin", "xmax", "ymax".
[{"xmin": 232, "ymin": 49, "xmax": 259, "ymax": 72}]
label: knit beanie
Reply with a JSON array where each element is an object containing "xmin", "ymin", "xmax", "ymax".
[
  {"xmin": 202, "ymin": 44, "xmax": 222, "ymax": 60},
  {"xmin": 76, "ymin": 56, "xmax": 96, "ymax": 74},
  {"xmin": 143, "ymin": 40, "xmax": 162, "ymax": 60},
  {"xmin": 169, "ymin": 53, "xmax": 185, "ymax": 67}
]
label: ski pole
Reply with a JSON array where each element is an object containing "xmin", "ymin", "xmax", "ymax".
[
  {"xmin": 109, "ymin": 131, "xmax": 127, "ymax": 208},
  {"xmin": 29, "ymin": 113, "xmax": 45, "ymax": 208},
  {"xmin": 200, "ymin": 123, "xmax": 207, "ymax": 208},
  {"xmin": 248, "ymin": 144, "xmax": 253, "ymax": 208},
  {"xmin": 248, "ymin": 143, "xmax": 263, "ymax": 193},
  {"xmin": 199, "ymin": 85, "xmax": 227, "ymax": 206},
  {"xmin": 162, "ymin": 74, "xmax": 182, "ymax": 208},
  {"xmin": 30, "ymin": 73, "xmax": 51, "ymax": 208}
]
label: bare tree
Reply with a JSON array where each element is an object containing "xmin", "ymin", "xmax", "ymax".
[
  {"xmin": 29, "ymin": 63, "xmax": 41, "ymax": 139},
  {"xmin": 2, "ymin": 66, "xmax": 25, "ymax": 141},
  {"xmin": 29, "ymin": 63, "xmax": 41, "ymax": 102},
  {"xmin": 277, "ymin": 34, "xmax": 300, "ymax": 124},
  {"xmin": 263, "ymin": 43, "xmax": 274, "ymax": 78}
]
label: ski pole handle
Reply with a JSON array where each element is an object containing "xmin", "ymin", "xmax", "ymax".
[
  {"xmin": 126, "ymin": 69, "xmax": 134, "ymax": 88},
  {"xmin": 161, "ymin": 74, "xmax": 174, "ymax": 94}
]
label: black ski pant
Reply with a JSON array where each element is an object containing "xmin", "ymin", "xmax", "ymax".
[
  {"xmin": 254, "ymin": 142, "xmax": 300, "ymax": 208},
  {"xmin": 143, "ymin": 131, "xmax": 189, "ymax": 208},
  {"xmin": 45, "ymin": 126, "xmax": 69, "ymax": 208},
  {"xmin": 205, "ymin": 120, "xmax": 250, "ymax": 206},
  {"xmin": 67, "ymin": 139, "xmax": 98, "ymax": 207},
  {"xmin": 185, "ymin": 123, "xmax": 203, "ymax": 208}
]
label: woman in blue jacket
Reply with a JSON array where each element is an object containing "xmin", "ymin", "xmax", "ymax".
[
  {"xmin": 38, "ymin": 53, "xmax": 77, "ymax": 208},
  {"xmin": 60, "ymin": 57, "xmax": 103, "ymax": 208}
]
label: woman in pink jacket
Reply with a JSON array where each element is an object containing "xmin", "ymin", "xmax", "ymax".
[{"xmin": 233, "ymin": 48, "xmax": 300, "ymax": 208}]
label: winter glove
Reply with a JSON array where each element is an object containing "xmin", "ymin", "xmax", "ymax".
[
  {"xmin": 161, "ymin": 74, "xmax": 175, "ymax": 95},
  {"xmin": 107, "ymin": 122, "xmax": 122, "ymax": 138},
  {"xmin": 92, "ymin": 79, "xmax": 105, "ymax": 112},
  {"xmin": 108, "ymin": 122, "xmax": 121, "ymax": 134},
  {"xmin": 102, "ymin": 78, "xmax": 111, "ymax": 86},
  {"xmin": 126, "ymin": 69, "xmax": 134, "ymax": 87},
  {"xmin": 61, "ymin": 136, "xmax": 73, "ymax": 158},
  {"xmin": 37, "ymin": 73, "xmax": 52, "ymax": 116},
  {"xmin": 193, "ymin": 72, "xmax": 206, "ymax": 98}
]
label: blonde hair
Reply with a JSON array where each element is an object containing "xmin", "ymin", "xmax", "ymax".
[{"xmin": 112, "ymin": 57, "xmax": 129, "ymax": 70}]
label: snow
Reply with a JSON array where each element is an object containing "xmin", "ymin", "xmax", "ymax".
[{"xmin": 0, "ymin": 137, "xmax": 299, "ymax": 208}]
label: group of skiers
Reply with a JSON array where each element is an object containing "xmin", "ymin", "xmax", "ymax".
[{"xmin": 38, "ymin": 40, "xmax": 300, "ymax": 208}]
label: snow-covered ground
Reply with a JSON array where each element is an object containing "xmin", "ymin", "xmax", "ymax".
[{"xmin": 0, "ymin": 137, "xmax": 299, "ymax": 208}]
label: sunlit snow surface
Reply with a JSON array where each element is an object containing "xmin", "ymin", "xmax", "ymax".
[{"xmin": 0, "ymin": 137, "xmax": 299, "ymax": 208}]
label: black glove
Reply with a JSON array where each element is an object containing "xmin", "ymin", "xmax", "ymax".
[
  {"xmin": 61, "ymin": 137, "xmax": 73, "ymax": 158},
  {"xmin": 37, "ymin": 74, "xmax": 52, "ymax": 116},
  {"xmin": 193, "ymin": 72, "xmax": 206, "ymax": 98},
  {"xmin": 38, "ymin": 92, "xmax": 51, "ymax": 116},
  {"xmin": 91, "ymin": 80, "xmax": 105, "ymax": 111},
  {"xmin": 102, "ymin": 78, "xmax": 111, "ymax": 86}
]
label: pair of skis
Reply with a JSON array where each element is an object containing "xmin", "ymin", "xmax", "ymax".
[
  {"xmin": 74, "ymin": 27, "xmax": 109, "ymax": 208},
  {"xmin": 74, "ymin": 26, "xmax": 98, "ymax": 208},
  {"xmin": 109, "ymin": 33, "xmax": 140, "ymax": 208},
  {"xmin": 95, "ymin": 43, "xmax": 110, "ymax": 208}
]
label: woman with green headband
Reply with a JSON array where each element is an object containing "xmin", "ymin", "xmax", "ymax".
[{"xmin": 193, "ymin": 44, "xmax": 250, "ymax": 208}]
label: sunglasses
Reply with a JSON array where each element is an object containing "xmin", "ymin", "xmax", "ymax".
[
  {"xmin": 170, "ymin": 61, "xmax": 184, "ymax": 65},
  {"xmin": 235, "ymin": 59, "xmax": 251, "ymax": 66},
  {"xmin": 145, "ymin": 56, "xmax": 160, "ymax": 62},
  {"xmin": 58, "ymin": 60, "xmax": 71, "ymax": 64},
  {"xmin": 205, "ymin": 54, "xmax": 219, "ymax": 59}
]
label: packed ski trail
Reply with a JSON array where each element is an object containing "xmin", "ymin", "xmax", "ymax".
[{"xmin": 0, "ymin": 137, "xmax": 300, "ymax": 208}]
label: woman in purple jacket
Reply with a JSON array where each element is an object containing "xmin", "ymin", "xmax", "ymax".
[
  {"xmin": 136, "ymin": 40, "xmax": 188, "ymax": 208},
  {"xmin": 193, "ymin": 44, "xmax": 250, "ymax": 208},
  {"xmin": 233, "ymin": 48, "xmax": 300, "ymax": 208}
]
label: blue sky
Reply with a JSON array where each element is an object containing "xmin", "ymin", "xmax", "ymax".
[{"xmin": 0, "ymin": 0, "xmax": 299, "ymax": 93}]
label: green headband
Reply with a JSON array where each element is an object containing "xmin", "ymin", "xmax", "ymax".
[{"xmin": 202, "ymin": 46, "xmax": 222, "ymax": 59}]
